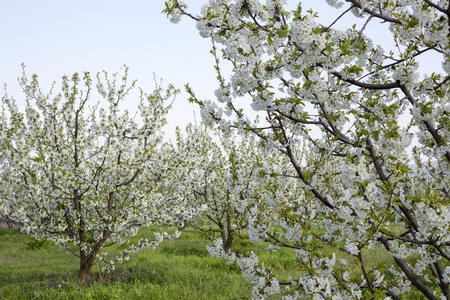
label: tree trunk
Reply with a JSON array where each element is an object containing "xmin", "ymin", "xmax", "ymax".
[
  {"xmin": 78, "ymin": 230, "xmax": 110, "ymax": 283},
  {"xmin": 78, "ymin": 265, "xmax": 91, "ymax": 283},
  {"xmin": 78, "ymin": 252, "xmax": 93, "ymax": 283},
  {"xmin": 223, "ymin": 231, "xmax": 234, "ymax": 253},
  {"xmin": 221, "ymin": 209, "xmax": 234, "ymax": 253}
]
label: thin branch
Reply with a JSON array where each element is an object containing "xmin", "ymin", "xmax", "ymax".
[
  {"xmin": 330, "ymin": 69, "xmax": 401, "ymax": 90},
  {"xmin": 379, "ymin": 235, "xmax": 440, "ymax": 300},
  {"xmin": 349, "ymin": 15, "xmax": 374, "ymax": 50},
  {"xmin": 325, "ymin": 6, "xmax": 354, "ymax": 32},
  {"xmin": 422, "ymin": 0, "xmax": 448, "ymax": 14},
  {"xmin": 365, "ymin": 137, "xmax": 388, "ymax": 181},
  {"xmin": 116, "ymin": 169, "xmax": 141, "ymax": 187},
  {"xmin": 399, "ymin": 84, "xmax": 450, "ymax": 162},
  {"xmin": 344, "ymin": 0, "xmax": 402, "ymax": 24}
]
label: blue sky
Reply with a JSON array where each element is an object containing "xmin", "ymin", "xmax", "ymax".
[
  {"xmin": 0, "ymin": 1, "xmax": 216, "ymax": 140},
  {"xmin": 1, "ymin": 1, "xmax": 438, "ymax": 141},
  {"xmin": 0, "ymin": 1, "xmax": 350, "ymax": 140}
]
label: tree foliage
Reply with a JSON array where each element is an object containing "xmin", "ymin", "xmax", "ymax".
[
  {"xmin": 172, "ymin": 124, "xmax": 286, "ymax": 253},
  {"xmin": 165, "ymin": 0, "xmax": 450, "ymax": 299},
  {"xmin": 0, "ymin": 68, "xmax": 188, "ymax": 282}
]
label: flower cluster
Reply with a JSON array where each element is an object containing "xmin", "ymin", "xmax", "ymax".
[
  {"xmin": 165, "ymin": 0, "xmax": 450, "ymax": 299},
  {"xmin": 0, "ymin": 67, "xmax": 194, "ymax": 282}
]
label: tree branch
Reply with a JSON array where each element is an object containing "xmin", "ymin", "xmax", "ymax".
[{"xmin": 116, "ymin": 169, "xmax": 141, "ymax": 187}]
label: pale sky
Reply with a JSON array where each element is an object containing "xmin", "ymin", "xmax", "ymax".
[
  {"xmin": 0, "ymin": 1, "xmax": 216, "ymax": 140},
  {"xmin": 0, "ymin": 1, "xmax": 438, "ymax": 141}
]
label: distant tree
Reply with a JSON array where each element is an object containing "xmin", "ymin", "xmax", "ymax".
[
  {"xmin": 0, "ymin": 67, "xmax": 190, "ymax": 283},
  {"xmin": 171, "ymin": 124, "xmax": 262, "ymax": 253},
  {"xmin": 165, "ymin": 0, "xmax": 450, "ymax": 299},
  {"xmin": 172, "ymin": 123, "xmax": 306, "ymax": 254}
]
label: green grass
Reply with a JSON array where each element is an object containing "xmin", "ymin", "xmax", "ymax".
[
  {"xmin": 0, "ymin": 226, "xmax": 255, "ymax": 299},
  {"xmin": 0, "ymin": 225, "xmax": 441, "ymax": 299}
]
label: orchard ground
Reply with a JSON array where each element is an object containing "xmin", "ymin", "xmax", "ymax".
[
  {"xmin": 0, "ymin": 225, "xmax": 286, "ymax": 299},
  {"xmin": 0, "ymin": 223, "xmax": 435, "ymax": 299}
]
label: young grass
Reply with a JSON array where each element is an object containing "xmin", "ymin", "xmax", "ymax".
[
  {"xmin": 0, "ymin": 226, "xmax": 252, "ymax": 299},
  {"xmin": 0, "ymin": 225, "xmax": 441, "ymax": 299}
]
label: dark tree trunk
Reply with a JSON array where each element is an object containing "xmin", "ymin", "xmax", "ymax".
[
  {"xmin": 79, "ymin": 251, "xmax": 93, "ymax": 283},
  {"xmin": 78, "ymin": 229, "xmax": 110, "ymax": 283},
  {"xmin": 222, "ymin": 231, "xmax": 234, "ymax": 253},
  {"xmin": 78, "ymin": 248, "xmax": 99, "ymax": 283},
  {"xmin": 221, "ymin": 209, "xmax": 234, "ymax": 253}
]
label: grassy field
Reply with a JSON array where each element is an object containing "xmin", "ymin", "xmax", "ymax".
[
  {"xmin": 0, "ymin": 226, "xmax": 302, "ymax": 299},
  {"xmin": 0, "ymin": 224, "xmax": 437, "ymax": 299}
]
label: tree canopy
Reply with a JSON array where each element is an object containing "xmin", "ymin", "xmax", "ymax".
[
  {"xmin": 164, "ymin": 0, "xmax": 450, "ymax": 299},
  {"xmin": 0, "ymin": 68, "xmax": 193, "ymax": 282}
]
